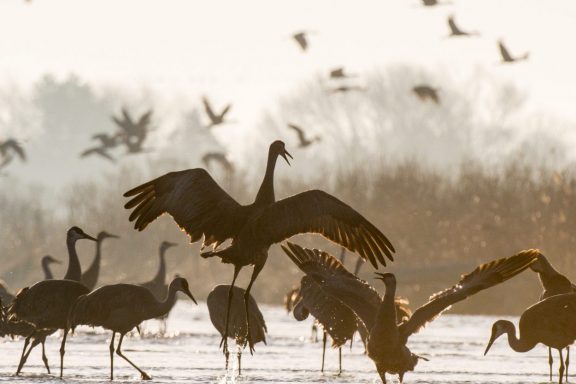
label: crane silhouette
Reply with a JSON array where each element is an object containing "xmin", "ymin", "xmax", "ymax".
[
  {"xmin": 138, "ymin": 241, "xmax": 178, "ymax": 333},
  {"xmin": 0, "ymin": 139, "xmax": 26, "ymax": 170},
  {"xmin": 287, "ymin": 123, "xmax": 321, "ymax": 148},
  {"xmin": 529, "ymin": 252, "xmax": 576, "ymax": 381},
  {"xmin": 447, "ymin": 15, "xmax": 478, "ymax": 37},
  {"xmin": 81, "ymin": 231, "xmax": 119, "ymax": 291},
  {"xmin": 412, "ymin": 85, "xmax": 440, "ymax": 104},
  {"xmin": 485, "ymin": 292, "xmax": 576, "ymax": 384},
  {"xmin": 111, "ymin": 108, "xmax": 153, "ymax": 154},
  {"xmin": 80, "ymin": 147, "xmax": 116, "ymax": 163},
  {"xmin": 282, "ymin": 242, "xmax": 539, "ymax": 383},
  {"xmin": 67, "ymin": 277, "xmax": 196, "ymax": 380},
  {"xmin": 123, "ymin": 140, "xmax": 395, "ymax": 359},
  {"xmin": 207, "ymin": 284, "xmax": 267, "ymax": 374},
  {"xmin": 330, "ymin": 67, "xmax": 355, "ymax": 79},
  {"xmin": 498, "ymin": 40, "xmax": 529, "ymax": 63},
  {"xmin": 7, "ymin": 226, "xmax": 96, "ymax": 376},
  {"xmin": 292, "ymin": 31, "xmax": 309, "ymax": 51},
  {"xmin": 202, "ymin": 97, "xmax": 232, "ymax": 128},
  {"xmin": 41, "ymin": 255, "xmax": 61, "ymax": 280}
]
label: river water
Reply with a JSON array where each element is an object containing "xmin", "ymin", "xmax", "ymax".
[{"xmin": 0, "ymin": 301, "xmax": 555, "ymax": 383}]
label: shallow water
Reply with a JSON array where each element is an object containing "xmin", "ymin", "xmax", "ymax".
[{"xmin": 0, "ymin": 301, "xmax": 557, "ymax": 383}]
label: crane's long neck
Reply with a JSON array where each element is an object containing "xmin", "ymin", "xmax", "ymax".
[
  {"xmin": 84, "ymin": 239, "xmax": 103, "ymax": 281},
  {"xmin": 370, "ymin": 277, "xmax": 400, "ymax": 349},
  {"xmin": 502, "ymin": 321, "xmax": 536, "ymax": 353},
  {"xmin": 152, "ymin": 248, "xmax": 167, "ymax": 286},
  {"xmin": 151, "ymin": 285, "xmax": 178, "ymax": 319},
  {"xmin": 538, "ymin": 257, "xmax": 564, "ymax": 286},
  {"xmin": 254, "ymin": 149, "xmax": 278, "ymax": 206},
  {"xmin": 64, "ymin": 237, "xmax": 82, "ymax": 282},
  {"xmin": 41, "ymin": 258, "xmax": 54, "ymax": 280}
]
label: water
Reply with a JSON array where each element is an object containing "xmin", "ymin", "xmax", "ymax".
[{"xmin": 0, "ymin": 301, "xmax": 556, "ymax": 383}]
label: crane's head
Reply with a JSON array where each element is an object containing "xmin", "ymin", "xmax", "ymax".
[
  {"xmin": 67, "ymin": 226, "xmax": 97, "ymax": 242},
  {"xmin": 375, "ymin": 272, "xmax": 396, "ymax": 287},
  {"xmin": 98, "ymin": 231, "xmax": 120, "ymax": 241},
  {"xmin": 170, "ymin": 277, "xmax": 197, "ymax": 305},
  {"xmin": 42, "ymin": 255, "xmax": 61, "ymax": 265},
  {"xmin": 270, "ymin": 140, "xmax": 292, "ymax": 166},
  {"xmin": 160, "ymin": 241, "xmax": 178, "ymax": 252},
  {"xmin": 484, "ymin": 320, "xmax": 513, "ymax": 355}
]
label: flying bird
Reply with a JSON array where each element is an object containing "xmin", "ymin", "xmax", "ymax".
[
  {"xmin": 123, "ymin": 140, "xmax": 395, "ymax": 359},
  {"xmin": 0, "ymin": 139, "xmax": 26, "ymax": 170},
  {"xmin": 67, "ymin": 277, "xmax": 196, "ymax": 380},
  {"xmin": 202, "ymin": 152, "xmax": 234, "ymax": 173},
  {"xmin": 447, "ymin": 15, "xmax": 478, "ymax": 37},
  {"xmin": 292, "ymin": 32, "xmax": 309, "ymax": 51},
  {"xmin": 413, "ymin": 85, "xmax": 440, "ymax": 104},
  {"xmin": 485, "ymin": 293, "xmax": 576, "ymax": 384},
  {"xmin": 287, "ymin": 123, "xmax": 321, "ymax": 148},
  {"xmin": 111, "ymin": 108, "xmax": 153, "ymax": 154},
  {"xmin": 80, "ymin": 147, "xmax": 116, "ymax": 163},
  {"xmin": 330, "ymin": 67, "xmax": 354, "ymax": 79},
  {"xmin": 498, "ymin": 40, "xmax": 529, "ymax": 63},
  {"xmin": 207, "ymin": 285, "xmax": 267, "ymax": 374},
  {"xmin": 282, "ymin": 242, "xmax": 539, "ymax": 383},
  {"xmin": 92, "ymin": 133, "xmax": 120, "ymax": 149},
  {"xmin": 202, "ymin": 97, "xmax": 232, "ymax": 128}
]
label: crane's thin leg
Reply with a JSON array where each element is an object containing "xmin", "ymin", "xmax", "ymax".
[
  {"xmin": 15, "ymin": 333, "xmax": 33, "ymax": 375},
  {"xmin": 566, "ymin": 347, "xmax": 570, "ymax": 382},
  {"xmin": 243, "ymin": 263, "xmax": 264, "ymax": 355},
  {"xmin": 338, "ymin": 347, "xmax": 342, "ymax": 375},
  {"xmin": 560, "ymin": 349, "xmax": 566, "ymax": 384},
  {"xmin": 378, "ymin": 370, "xmax": 387, "ymax": 384},
  {"xmin": 550, "ymin": 347, "xmax": 554, "ymax": 382},
  {"xmin": 321, "ymin": 329, "xmax": 327, "ymax": 373},
  {"xmin": 311, "ymin": 323, "xmax": 318, "ymax": 343},
  {"xmin": 59, "ymin": 327, "xmax": 69, "ymax": 378},
  {"xmin": 238, "ymin": 351, "xmax": 242, "ymax": 376},
  {"xmin": 40, "ymin": 340, "xmax": 50, "ymax": 374},
  {"xmin": 116, "ymin": 333, "xmax": 151, "ymax": 380},
  {"xmin": 109, "ymin": 332, "xmax": 115, "ymax": 380},
  {"xmin": 220, "ymin": 265, "xmax": 241, "ymax": 359},
  {"xmin": 350, "ymin": 334, "xmax": 354, "ymax": 351}
]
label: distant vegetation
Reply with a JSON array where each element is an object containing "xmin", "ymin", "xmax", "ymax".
[{"xmin": 1, "ymin": 66, "xmax": 575, "ymax": 315}]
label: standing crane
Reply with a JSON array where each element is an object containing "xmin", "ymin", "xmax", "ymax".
[
  {"xmin": 207, "ymin": 285, "xmax": 267, "ymax": 375},
  {"xmin": 138, "ymin": 241, "xmax": 178, "ymax": 333},
  {"xmin": 282, "ymin": 242, "xmax": 539, "ymax": 383},
  {"xmin": 123, "ymin": 140, "xmax": 395, "ymax": 358},
  {"xmin": 8, "ymin": 226, "xmax": 96, "ymax": 376},
  {"xmin": 66, "ymin": 277, "xmax": 197, "ymax": 380},
  {"xmin": 81, "ymin": 231, "xmax": 119, "ymax": 291},
  {"xmin": 529, "ymin": 252, "xmax": 576, "ymax": 381},
  {"xmin": 485, "ymin": 293, "xmax": 576, "ymax": 384},
  {"xmin": 41, "ymin": 255, "xmax": 61, "ymax": 280}
]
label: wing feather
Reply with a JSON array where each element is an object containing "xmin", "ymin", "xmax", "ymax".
[
  {"xmin": 257, "ymin": 191, "xmax": 394, "ymax": 267},
  {"xmin": 124, "ymin": 169, "xmax": 246, "ymax": 248},
  {"xmin": 398, "ymin": 249, "xmax": 540, "ymax": 340}
]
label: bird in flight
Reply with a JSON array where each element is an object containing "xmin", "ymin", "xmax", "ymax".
[
  {"xmin": 202, "ymin": 97, "xmax": 232, "ymax": 128},
  {"xmin": 412, "ymin": 85, "xmax": 440, "ymax": 104},
  {"xmin": 498, "ymin": 40, "xmax": 529, "ymax": 63},
  {"xmin": 292, "ymin": 32, "xmax": 309, "ymax": 51},
  {"xmin": 447, "ymin": 15, "xmax": 479, "ymax": 37},
  {"xmin": 287, "ymin": 123, "xmax": 321, "ymax": 148}
]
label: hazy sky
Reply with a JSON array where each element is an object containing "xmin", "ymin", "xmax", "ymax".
[{"xmin": 0, "ymin": 0, "xmax": 575, "ymax": 189}]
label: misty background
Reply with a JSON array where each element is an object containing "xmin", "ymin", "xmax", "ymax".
[{"xmin": 1, "ymin": 0, "xmax": 576, "ymax": 315}]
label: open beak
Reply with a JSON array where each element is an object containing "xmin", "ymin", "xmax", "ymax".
[
  {"xmin": 184, "ymin": 287, "xmax": 197, "ymax": 305},
  {"xmin": 484, "ymin": 333, "xmax": 497, "ymax": 356},
  {"xmin": 281, "ymin": 149, "xmax": 293, "ymax": 166}
]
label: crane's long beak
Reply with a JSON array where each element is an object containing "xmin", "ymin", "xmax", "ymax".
[
  {"xmin": 83, "ymin": 233, "xmax": 98, "ymax": 241},
  {"xmin": 107, "ymin": 233, "xmax": 120, "ymax": 239},
  {"xmin": 484, "ymin": 333, "xmax": 497, "ymax": 356},
  {"xmin": 281, "ymin": 150, "xmax": 293, "ymax": 166},
  {"xmin": 184, "ymin": 287, "xmax": 197, "ymax": 305},
  {"xmin": 53, "ymin": 259, "xmax": 62, "ymax": 264}
]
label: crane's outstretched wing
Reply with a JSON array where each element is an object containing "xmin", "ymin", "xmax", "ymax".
[
  {"xmin": 499, "ymin": 42, "xmax": 513, "ymax": 62},
  {"xmin": 287, "ymin": 123, "xmax": 307, "ymax": 144},
  {"xmin": 202, "ymin": 97, "xmax": 217, "ymax": 122},
  {"xmin": 2, "ymin": 140, "xmax": 26, "ymax": 161},
  {"xmin": 398, "ymin": 249, "xmax": 540, "ymax": 341},
  {"xmin": 219, "ymin": 104, "xmax": 232, "ymax": 119},
  {"xmin": 260, "ymin": 191, "xmax": 395, "ymax": 267},
  {"xmin": 123, "ymin": 169, "xmax": 246, "ymax": 248},
  {"xmin": 282, "ymin": 242, "xmax": 382, "ymax": 330}
]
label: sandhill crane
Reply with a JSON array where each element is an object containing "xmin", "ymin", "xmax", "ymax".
[
  {"xmin": 287, "ymin": 123, "xmax": 321, "ymax": 148},
  {"xmin": 292, "ymin": 32, "xmax": 309, "ymax": 51},
  {"xmin": 207, "ymin": 285, "xmax": 266, "ymax": 374},
  {"xmin": 92, "ymin": 133, "xmax": 120, "ymax": 149},
  {"xmin": 80, "ymin": 147, "xmax": 116, "ymax": 163},
  {"xmin": 529, "ymin": 252, "xmax": 576, "ymax": 381},
  {"xmin": 447, "ymin": 15, "xmax": 478, "ymax": 37},
  {"xmin": 81, "ymin": 231, "xmax": 120, "ymax": 291},
  {"xmin": 67, "ymin": 277, "xmax": 196, "ymax": 380},
  {"xmin": 202, "ymin": 152, "xmax": 234, "ymax": 173},
  {"xmin": 485, "ymin": 293, "xmax": 576, "ymax": 384},
  {"xmin": 7, "ymin": 279, "xmax": 90, "ymax": 377},
  {"xmin": 139, "ymin": 241, "xmax": 178, "ymax": 333},
  {"xmin": 0, "ymin": 139, "xmax": 26, "ymax": 170},
  {"xmin": 123, "ymin": 140, "xmax": 395, "ymax": 358},
  {"xmin": 111, "ymin": 108, "xmax": 153, "ymax": 154},
  {"xmin": 63, "ymin": 226, "xmax": 98, "ymax": 281},
  {"xmin": 41, "ymin": 255, "xmax": 61, "ymax": 280},
  {"xmin": 412, "ymin": 85, "xmax": 440, "ymax": 104},
  {"xmin": 282, "ymin": 242, "xmax": 539, "ymax": 383},
  {"xmin": 202, "ymin": 97, "xmax": 232, "ymax": 128},
  {"xmin": 498, "ymin": 40, "xmax": 529, "ymax": 63},
  {"xmin": 330, "ymin": 67, "xmax": 354, "ymax": 79}
]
